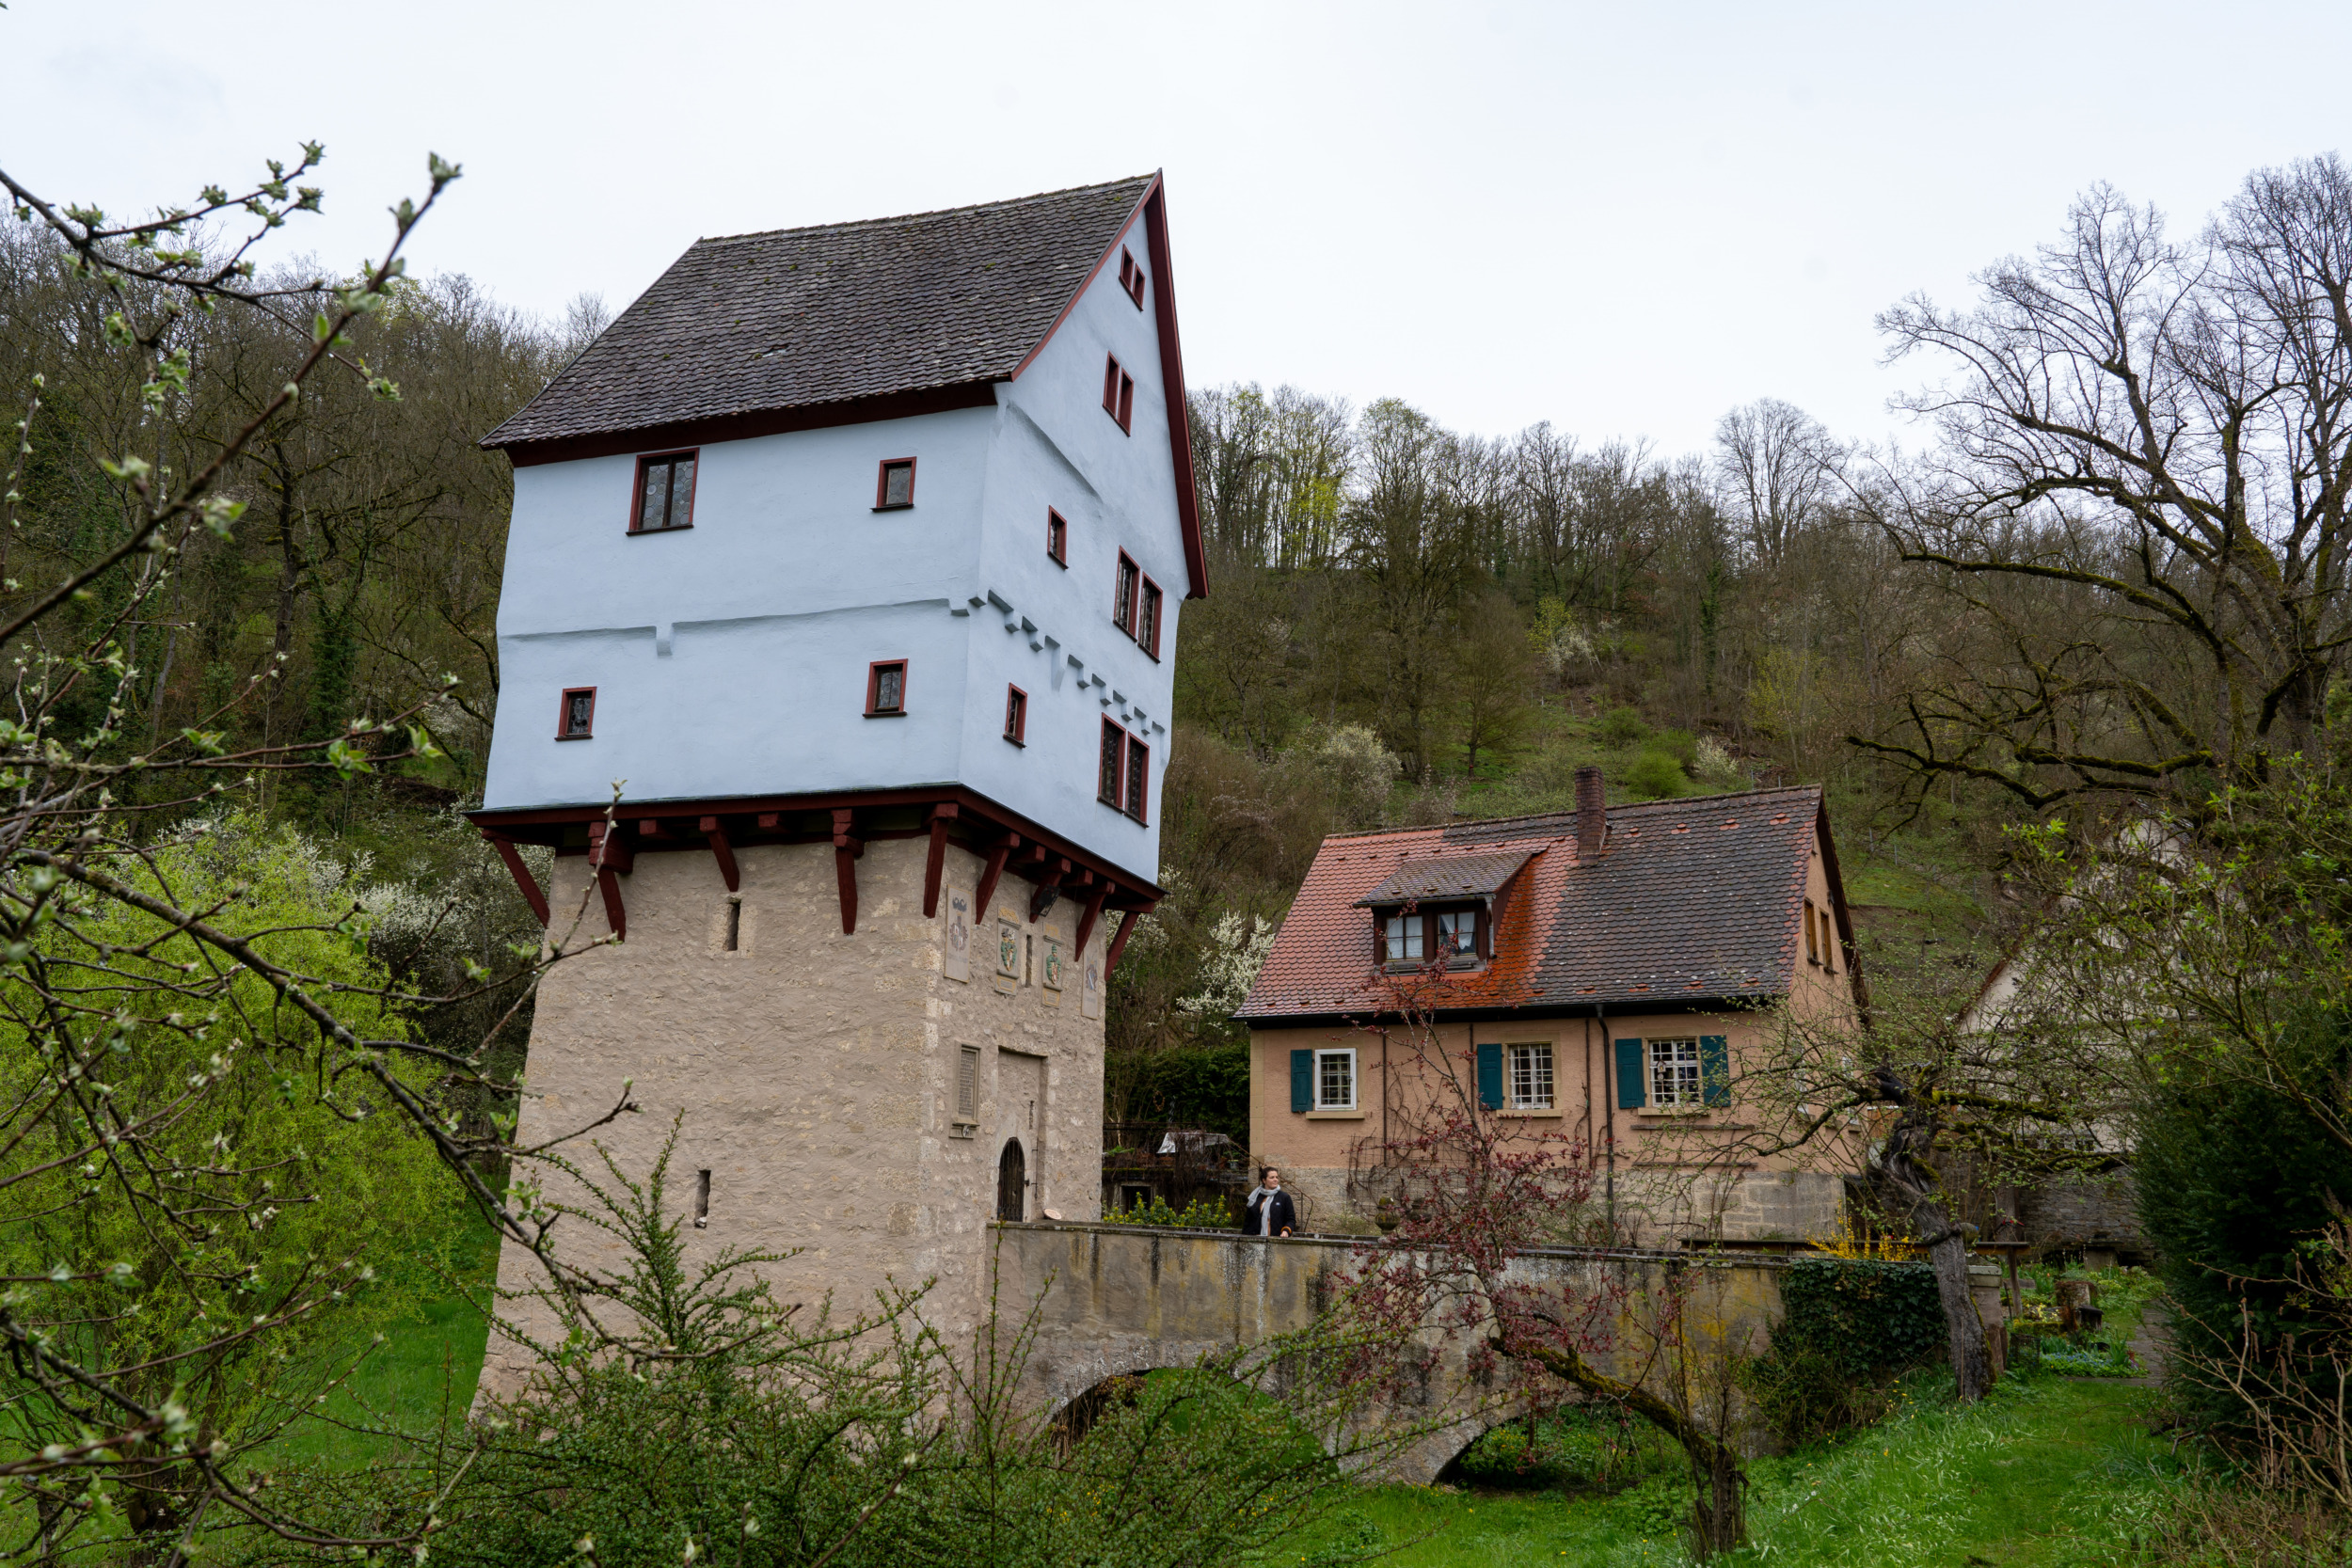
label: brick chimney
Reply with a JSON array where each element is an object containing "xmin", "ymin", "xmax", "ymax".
[{"xmin": 1575, "ymin": 766, "xmax": 1607, "ymax": 861}]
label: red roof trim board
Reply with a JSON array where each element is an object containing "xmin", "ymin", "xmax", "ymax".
[{"xmin": 1008, "ymin": 173, "xmax": 1204, "ymax": 600}]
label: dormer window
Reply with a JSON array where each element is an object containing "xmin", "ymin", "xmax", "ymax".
[
  {"xmin": 1377, "ymin": 904, "xmax": 1487, "ymax": 968},
  {"xmin": 874, "ymin": 458, "xmax": 915, "ymax": 511},
  {"xmin": 1117, "ymin": 246, "xmax": 1146, "ymax": 309},
  {"xmin": 866, "ymin": 659, "xmax": 907, "ymax": 717},
  {"xmin": 1102, "ymin": 355, "xmax": 1134, "ymax": 433},
  {"xmin": 631, "ymin": 451, "xmax": 697, "ymax": 532},
  {"xmin": 557, "ymin": 687, "xmax": 596, "ymax": 740}
]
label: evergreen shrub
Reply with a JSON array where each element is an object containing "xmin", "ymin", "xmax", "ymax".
[
  {"xmin": 1106, "ymin": 1040, "xmax": 1251, "ymax": 1143},
  {"xmin": 2137, "ymin": 1008, "xmax": 2352, "ymax": 1431},
  {"xmin": 1623, "ymin": 750, "xmax": 1689, "ymax": 799},
  {"xmin": 1741, "ymin": 1258, "xmax": 1947, "ymax": 1449}
]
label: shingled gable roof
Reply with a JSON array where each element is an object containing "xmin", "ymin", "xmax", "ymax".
[
  {"xmin": 1235, "ymin": 784, "xmax": 1849, "ymax": 1023},
  {"xmin": 479, "ymin": 173, "xmax": 1207, "ymax": 596}
]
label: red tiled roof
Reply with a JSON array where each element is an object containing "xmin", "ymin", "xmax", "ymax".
[{"xmin": 1235, "ymin": 784, "xmax": 1834, "ymax": 1022}]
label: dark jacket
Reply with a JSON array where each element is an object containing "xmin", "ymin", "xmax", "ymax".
[{"xmin": 1244, "ymin": 1187, "xmax": 1298, "ymax": 1237}]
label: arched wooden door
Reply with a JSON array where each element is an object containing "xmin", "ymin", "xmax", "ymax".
[{"xmin": 997, "ymin": 1137, "xmax": 1026, "ymax": 1222}]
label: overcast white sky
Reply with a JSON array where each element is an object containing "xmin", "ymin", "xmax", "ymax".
[{"xmin": 6, "ymin": 1, "xmax": 2346, "ymax": 456}]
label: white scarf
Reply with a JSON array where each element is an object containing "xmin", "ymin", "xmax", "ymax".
[{"xmin": 1247, "ymin": 1184, "xmax": 1284, "ymax": 1212}]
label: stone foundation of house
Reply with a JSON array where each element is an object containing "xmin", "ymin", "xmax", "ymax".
[{"xmin": 1263, "ymin": 1163, "xmax": 1846, "ymax": 1243}]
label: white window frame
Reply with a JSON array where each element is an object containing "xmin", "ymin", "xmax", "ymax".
[
  {"xmin": 1382, "ymin": 912, "xmax": 1422, "ymax": 964},
  {"xmin": 1315, "ymin": 1047, "xmax": 1357, "ymax": 1111},
  {"xmin": 1648, "ymin": 1037, "xmax": 1702, "ymax": 1110},
  {"xmin": 1507, "ymin": 1043, "xmax": 1554, "ymax": 1111}
]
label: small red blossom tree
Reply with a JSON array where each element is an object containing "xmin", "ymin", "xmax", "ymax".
[{"xmin": 1344, "ymin": 964, "xmax": 1753, "ymax": 1556}]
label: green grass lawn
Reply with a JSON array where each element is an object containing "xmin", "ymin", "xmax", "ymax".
[
  {"xmin": 1291, "ymin": 1373, "xmax": 2180, "ymax": 1567},
  {"xmin": 267, "ymin": 1216, "xmax": 499, "ymax": 1465}
]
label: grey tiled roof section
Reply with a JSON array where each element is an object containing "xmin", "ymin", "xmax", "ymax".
[
  {"xmin": 483, "ymin": 176, "xmax": 1157, "ymax": 450},
  {"xmin": 1353, "ymin": 849, "xmax": 1537, "ymax": 907}
]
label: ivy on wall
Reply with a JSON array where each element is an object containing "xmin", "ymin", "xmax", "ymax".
[{"xmin": 1742, "ymin": 1258, "xmax": 1947, "ymax": 1449}]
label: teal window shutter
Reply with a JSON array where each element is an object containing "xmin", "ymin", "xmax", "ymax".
[
  {"xmin": 1701, "ymin": 1035, "xmax": 1731, "ymax": 1107},
  {"xmin": 1476, "ymin": 1041, "xmax": 1503, "ymax": 1109},
  {"xmin": 1290, "ymin": 1049, "xmax": 1312, "ymax": 1113},
  {"xmin": 1614, "ymin": 1037, "xmax": 1646, "ymax": 1109}
]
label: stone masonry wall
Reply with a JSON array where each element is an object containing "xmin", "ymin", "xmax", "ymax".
[{"xmin": 475, "ymin": 835, "xmax": 1108, "ymax": 1405}]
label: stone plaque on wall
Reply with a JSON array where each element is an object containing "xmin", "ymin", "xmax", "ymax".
[
  {"xmin": 944, "ymin": 888, "xmax": 971, "ymax": 982},
  {"xmin": 1040, "ymin": 937, "xmax": 1064, "ymax": 1006},
  {"xmin": 1081, "ymin": 953, "xmax": 1104, "ymax": 1020}
]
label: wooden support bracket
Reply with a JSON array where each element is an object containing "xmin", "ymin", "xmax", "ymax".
[
  {"xmin": 484, "ymin": 833, "xmax": 550, "ymax": 927},
  {"xmin": 832, "ymin": 808, "xmax": 864, "ymax": 935},
  {"xmin": 1072, "ymin": 875, "xmax": 1111, "ymax": 958},
  {"xmin": 700, "ymin": 816, "xmax": 740, "ymax": 892},
  {"xmin": 1103, "ymin": 899, "xmax": 1155, "ymax": 981},
  {"xmin": 971, "ymin": 831, "xmax": 1019, "ymax": 925},
  {"xmin": 586, "ymin": 822, "xmax": 630, "ymax": 941},
  {"xmin": 922, "ymin": 802, "xmax": 958, "ymax": 917},
  {"xmin": 1028, "ymin": 857, "xmax": 1069, "ymax": 923}
]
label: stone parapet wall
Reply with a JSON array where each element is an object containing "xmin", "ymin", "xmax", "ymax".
[{"xmin": 993, "ymin": 1221, "xmax": 1791, "ymax": 1481}]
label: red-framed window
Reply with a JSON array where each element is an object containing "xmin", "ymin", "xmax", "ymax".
[
  {"xmin": 557, "ymin": 687, "xmax": 596, "ymax": 740},
  {"xmin": 866, "ymin": 659, "xmax": 908, "ymax": 717},
  {"xmin": 1046, "ymin": 507, "xmax": 1068, "ymax": 566},
  {"xmin": 1117, "ymin": 246, "xmax": 1146, "ymax": 309},
  {"xmin": 1102, "ymin": 355, "xmax": 1134, "ymax": 433},
  {"xmin": 1138, "ymin": 575, "xmax": 1163, "ymax": 659},
  {"xmin": 1004, "ymin": 685, "xmax": 1027, "ymax": 746},
  {"xmin": 630, "ymin": 451, "xmax": 697, "ymax": 532},
  {"xmin": 1113, "ymin": 551, "xmax": 1139, "ymax": 637},
  {"xmin": 874, "ymin": 457, "xmax": 916, "ymax": 511},
  {"xmin": 1098, "ymin": 718, "xmax": 1149, "ymax": 823}
]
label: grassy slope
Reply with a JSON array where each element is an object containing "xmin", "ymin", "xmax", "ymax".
[{"xmin": 1299, "ymin": 1375, "xmax": 2176, "ymax": 1567}]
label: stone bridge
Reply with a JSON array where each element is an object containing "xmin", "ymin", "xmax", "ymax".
[{"xmin": 994, "ymin": 1221, "xmax": 1793, "ymax": 1483}]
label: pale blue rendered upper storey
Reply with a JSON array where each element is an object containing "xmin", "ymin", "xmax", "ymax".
[{"xmin": 481, "ymin": 205, "xmax": 1186, "ymax": 886}]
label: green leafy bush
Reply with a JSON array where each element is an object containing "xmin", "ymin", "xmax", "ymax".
[
  {"xmin": 1116, "ymin": 1193, "xmax": 1237, "ymax": 1229},
  {"xmin": 1622, "ymin": 749, "xmax": 1689, "ymax": 799},
  {"xmin": 1598, "ymin": 705, "xmax": 1650, "ymax": 747},
  {"xmin": 1105, "ymin": 1040, "xmax": 1251, "ymax": 1142},
  {"xmin": 1654, "ymin": 727, "xmax": 1699, "ymax": 768},
  {"xmin": 1741, "ymin": 1258, "xmax": 1947, "ymax": 1448}
]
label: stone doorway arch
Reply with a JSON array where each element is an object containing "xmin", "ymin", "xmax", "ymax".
[{"xmin": 998, "ymin": 1137, "xmax": 1026, "ymax": 1222}]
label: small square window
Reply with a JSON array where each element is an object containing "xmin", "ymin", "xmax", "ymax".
[
  {"xmin": 874, "ymin": 458, "xmax": 915, "ymax": 511},
  {"xmin": 866, "ymin": 660, "xmax": 907, "ymax": 717},
  {"xmin": 1004, "ymin": 685, "xmax": 1027, "ymax": 746},
  {"xmin": 1046, "ymin": 508, "xmax": 1068, "ymax": 566},
  {"xmin": 631, "ymin": 451, "xmax": 697, "ymax": 532},
  {"xmin": 557, "ymin": 687, "xmax": 596, "ymax": 739},
  {"xmin": 1649, "ymin": 1037, "xmax": 1702, "ymax": 1110},
  {"xmin": 1138, "ymin": 577, "xmax": 1163, "ymax": 659},
  {"xmin": 1509, "ymin": 1044, "xmax": 1554, "ymax": 1111},
  {"xmin": 1438, "ymin": 909, "xmax": 1479, "ymax": 958},
  {"xmin": 1316, "ymin": 1048, "xmax": 1356, "ymax": 1111},
  {"xmin": 1103, "ymin": 355, "xmax": 1135, "ymax": 432},
  {"xmin": 1114, "ymin": 553, "xmax": 1139, "ymax": 636}
]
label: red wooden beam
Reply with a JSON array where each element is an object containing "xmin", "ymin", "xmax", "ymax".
[
  {"xmin": 1103, "ymin": 899, "xmax": 1154, "ymax": 980},
  {"xmin": 1028, "ymin": 857, "xmax": 1069, "ymax": 923},
  {"xmin": 970, "ymin": 832, "xmax": 1018, "ymax": 927},
  {"xmin": 1073, "ymin": 876, "xmax": 1111, "ymax": 959},
  {"xmin": 483, "ymin": 833, "xmax": 550, "ymax": 927},
  {"xmin": 700, "ymin": 816, "xmax": 739, "ymax": 892},
  {"xmin": 922, "ymin": 801, "xmax": 958, "ymax": 917},
  {"xmin": 832, "ymin": 808, "xmax": 864, "ymax": 935},
  {"xmin": 586, "ymin": 822, "xmax": 629, "ymax": 941}
]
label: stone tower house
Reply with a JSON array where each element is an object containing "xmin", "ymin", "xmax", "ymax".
[{"xmin": 466, "ymin": 176, "xmax": 1202, "ymax": 1393}]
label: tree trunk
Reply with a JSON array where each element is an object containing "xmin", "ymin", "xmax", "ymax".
[
  {"xmin": 1915, "ymin": 1195, "xmax": 1992, "ymax": 1402},
  {"xmin": 1521, "ymin": 1340, "xmax": 1746, "ymax": 1557}
]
